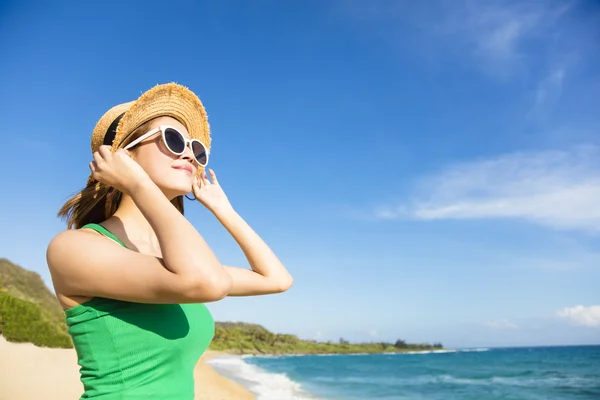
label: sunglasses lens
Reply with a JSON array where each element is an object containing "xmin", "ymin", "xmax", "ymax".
[
  {"xmin": 191, "ymin": 141, "xmax": 208, "ymax": 166},
  {"xmin": 164, "ymin": 128, "xmax": 185, "ymax": 154}
]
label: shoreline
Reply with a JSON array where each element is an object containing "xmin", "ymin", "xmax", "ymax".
[
  {"xmin": 0, "ymin": 336, "xmax": 255, "ymax": 400},
  {"xmin": 0, "ymin": 335, "xmax": 458, "ymax": 400},
  {"xmin": 222, "ymin": 348, "xmax": 456, "ymax": 357},
  {"xmin": 196, "ymin": 350, "xmax": 256, "ymax": 399}
]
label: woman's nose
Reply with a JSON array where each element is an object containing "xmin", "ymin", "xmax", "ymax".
[{"xmin": 180, "ymin": 142, "xmax": 195, "ymax": 161}]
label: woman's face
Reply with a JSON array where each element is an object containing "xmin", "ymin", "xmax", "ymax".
[{"xmin": 130, "ymin": 116, "xmax": 198, "ymax": 199}]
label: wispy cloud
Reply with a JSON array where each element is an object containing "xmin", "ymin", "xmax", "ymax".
[
  {"xmin": 465, "ymin": 4, "xmax": 539, "ymax": 63},
  {"xmin": 376, "ymin": 145, "xmax": 600, "ymax": 233},
  {"xmin": 484, "ymin": 319, "xmax": 518, "ymax": 329},
  {"xmin": 336, "ymin": 0, "xmax": 597, "ymax": 131},
  {"xmin": 460, "ymin": 1, "xmax": 572, "ymax": 71},
  {"xmin": 337, "ymin": 0, "xmax": 578, "ymax": 77},
  {"xmin": 556, "ymin": 305, "xmax": 600, "ymax": 327},
  {"xmin": 528, "ymin": 68, "xmax": 566, "ymax": 119}
]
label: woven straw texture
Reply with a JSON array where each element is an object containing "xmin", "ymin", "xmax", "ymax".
[{"xmin": 88, "ymin": 82, "xmax": 211, "ymax": 185}]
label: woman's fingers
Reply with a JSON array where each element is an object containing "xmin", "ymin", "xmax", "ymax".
[
  {"xmin": 98, "ymin": 145, "xmax": 112, "ymax": 161},
  {"xmin": 93, "ymin": 151, "xmax": 103, "ymax": 167},
  {"xmin": 209, "ymin": 169, "xmax": 218, "ymax": 184},
  {"xmin": 202, "ymin": 171, "xmax": 210, "ymax": 186}
]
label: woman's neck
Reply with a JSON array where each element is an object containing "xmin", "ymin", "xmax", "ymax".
[{"xmin": 107, "ymin": 194, "xmax": 160, "ymax": 250}]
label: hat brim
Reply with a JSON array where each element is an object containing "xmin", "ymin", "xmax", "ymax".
[
  {"xmin": 90, "ymin": 102, "xmax": 134, "ymax": 155},
  {"xmin": 90, "ymin": 82, "xmax": 211, "ymax": 182},
  {"xmin": 114, "ymin": 83, "xmax": 210, "ymax": 154}
]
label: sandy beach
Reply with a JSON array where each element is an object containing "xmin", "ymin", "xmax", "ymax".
[{"xmin": 0, "ymin": 335, "xmax": 255, "ymax": 400}]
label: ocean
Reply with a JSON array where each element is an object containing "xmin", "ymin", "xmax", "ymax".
[{"xmin": 206, "ymin": 345, "xmax": 600, "ymax": 400}]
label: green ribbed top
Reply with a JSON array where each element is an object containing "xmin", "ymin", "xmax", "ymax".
[{"xmin": 65, "ymin": 223, "xmax": 215, "ymax": 399}]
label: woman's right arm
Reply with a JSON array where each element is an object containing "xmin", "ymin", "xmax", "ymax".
[{"xmin": 46, "ymin": 146, "xmax": 233, "ymax": 304}]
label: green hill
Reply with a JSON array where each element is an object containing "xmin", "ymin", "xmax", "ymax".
[
  {"xmin": 0, "ymin": 258, "xmax": 445, "ymax": 354},
  {"xmin": 0, "ymin": 258, "xmax": 72, "ymax": 348},
  {"xmin": 211, "ymin": 322, "xmax": 443, "ymax": 355}
]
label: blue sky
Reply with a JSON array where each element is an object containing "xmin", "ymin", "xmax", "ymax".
[{"xmin": 1, "ymin": 0, "xmax": 599, "ymax": 348}]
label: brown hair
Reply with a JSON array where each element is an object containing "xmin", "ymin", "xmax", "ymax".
[{"xmin": 58, "ymin": 118, "xmax": 184, "ymax": 229}]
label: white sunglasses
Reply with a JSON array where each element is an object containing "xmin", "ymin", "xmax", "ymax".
[{"xmin": 124, "ymin": 125, "xmax": 209, "ymax": 167}]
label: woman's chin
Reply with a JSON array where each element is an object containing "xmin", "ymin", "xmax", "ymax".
[
  {"xmin": 160, "ymin": 182, "xmax": 193, "ymax": 199},
  {"xmin": 164, "ymin": 190, "xmax": 192, "ymax": 200}
]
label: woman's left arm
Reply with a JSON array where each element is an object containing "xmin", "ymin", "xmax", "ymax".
[
  {"xmin": 216, "ymin": 207, "xmax": 294, "ymax": 296},
  {"xmin": 193, "ymin": 170, "xmax": 294, "ymax": 296}
]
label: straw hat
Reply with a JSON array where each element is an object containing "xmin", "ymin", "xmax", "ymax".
[{"xmin": 88, "ymin": 82, "xmax": 211, "ymax": 184}]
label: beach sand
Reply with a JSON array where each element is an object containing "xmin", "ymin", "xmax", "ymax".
[{"xmin": 0, "ymin": 336, "xmax": 255, "ymax": 400}]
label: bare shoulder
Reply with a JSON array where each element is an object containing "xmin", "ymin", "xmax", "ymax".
[
  {"xmin": 48, "ymin": 227, "xmax": 99, "ymax": 246},
  {"xmin": 46, "ymin": 228, "xmax": 121, "ymax": 275},
  {"xmin": 48, "ymin": 228, "xmax": 103, "ymax": 259}
]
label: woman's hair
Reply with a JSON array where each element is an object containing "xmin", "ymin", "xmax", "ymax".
[{"xmin": 58, "ymin": 118, "xmax": 185, "ymax": 229}]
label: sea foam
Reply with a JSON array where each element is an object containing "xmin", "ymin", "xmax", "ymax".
[{"xmin": 206, "ymin": 355, "xmax": 316, "ymax": 400}]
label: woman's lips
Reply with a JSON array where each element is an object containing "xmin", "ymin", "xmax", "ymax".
[{"xmin": 172, "ymin": 164, "xmax": 193, "ymax": 175}]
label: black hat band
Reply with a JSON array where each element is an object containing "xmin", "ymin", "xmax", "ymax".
[{"xmin": 103, "ymin": 112, "xmax": 126, "ymax": 146}]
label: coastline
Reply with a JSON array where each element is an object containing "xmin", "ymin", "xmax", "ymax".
[
  {"xmin": 215, "ymin": 348, "xmax": 455, "ymax": 357},
  {"xmin": 0, "ymin": 330, "xmax": 454, "ymax": 400},
  {"xmin": 0, "ymin": 335, "xmax": 255, "ymax": 400},
  {"xmin": 196, "ymin": 350, "xmax": 256, "ymax": 399}
]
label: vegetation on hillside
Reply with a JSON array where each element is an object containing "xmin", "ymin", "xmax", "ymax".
[
  {"xmin": 0, "ymin": 258, "xmax": 445, "ymax": 354},
  {"xmin": 0, "ymin": 258, "xmax": 72, "ymax": 348},
  {"xmin": 0, "ymin": 292, "xmax": 72, "ymax": 348},
  {"xmin": 0, "ymin": 258, "xmax": 67, "ymax": 331},
  {"xmin": 211, "ymin": 322, "xmax": 443, "ymax": 355}
]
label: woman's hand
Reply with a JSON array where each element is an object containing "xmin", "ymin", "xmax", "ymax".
[
  {"xmin": 192, "ymin": 169, "xmax": 233, "ymax": 214},
  {"xmin": 89, "ymin": 145, "xmax": 151, "ymax": 195}
]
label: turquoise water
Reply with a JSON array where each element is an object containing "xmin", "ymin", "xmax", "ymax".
[{"xmin": 207, "ymin": 345, "xmax": 600, "ymax": 399}]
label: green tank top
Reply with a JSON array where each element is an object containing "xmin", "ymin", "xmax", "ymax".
[{"xmin": 64, "ymin": 223, "xmax": 215, "ymax": 399}]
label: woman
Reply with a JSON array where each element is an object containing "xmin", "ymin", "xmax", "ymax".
[{"xmin": 46, "ymin": 82, "xmax": 293, "ymax": 399}]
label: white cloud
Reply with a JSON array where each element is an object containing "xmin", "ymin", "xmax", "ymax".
[
  {"xmin": 467, "ymin": 5, "xmax": 537, "ymax": 62},
  {"xmin": 377, "ymin": 145, "xmax": 600, "ymax": 233},
  {"xmin": 337, "ymin": 0, "xmax": 582, "ymax": 78},
  {"xmin": 556, "ymin": 305, "xmax": 600, "ymax": 327},
  {"xmin": 528, "ymin": 68, "xmax": 566, "ymax": 118},
  {"xmin": 463, "ymin": 1, "xmax": 571, "ymax": 63},
  {"xmin": 485, "ymin": 319, "xmax": 518, "ymax": 329}
]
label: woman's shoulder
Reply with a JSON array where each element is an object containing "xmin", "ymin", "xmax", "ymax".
[
  {"xmin": 47, "ymin": 225, "xmax": 117, "ymax": 266},
  {"xmin": 49, "ymin": 225, "xmax": 103, "ymax": 246}
]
